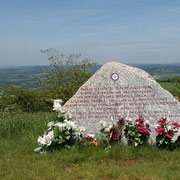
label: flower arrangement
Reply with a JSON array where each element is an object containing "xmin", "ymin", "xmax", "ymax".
[
  {"xmin": 80, "ymin": 134, "xmax": 99, "ymax": 146},
  {"xmin": 35, "ymin": 99, "xmax": 180, "ymax": 153},
  {"xmin": 35, "ymin": 100, "xmax": 85, "ymax": 153},
  {"xmin": 124, "ymin": 118, "xmax": 150, "ymax": 147},
  {"xmin": 155, "ymin": 117, "xmax": 180, "ymax": 149},
  {"xmin": 100, "ymin": 118, "xmax": 124, "ymax": 145}
]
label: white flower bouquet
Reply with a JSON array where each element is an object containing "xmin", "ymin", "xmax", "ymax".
[{"xmin": 35, "ymin": 99, "xmax": 84, "ymax": 153}]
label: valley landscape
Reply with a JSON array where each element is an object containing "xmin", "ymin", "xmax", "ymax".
[
  {"xmin": 0, "ymin": 63, "xmax": 180, "ymax": 95},
  {"xmin": 1, "ymin": 0, "xmax": 180, "ymax": 179}
]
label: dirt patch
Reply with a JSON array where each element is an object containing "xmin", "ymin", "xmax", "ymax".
[
  {"xmin": 64, "ymin": 167, "xmax": 73, "ymax": 173},
  {"xmin": 97, "ymin": 159, "xmax": 136, "ymax": 167},
  {"xmin": 115, "ymin": 160, "xmax": 136, "ymax": 167}
]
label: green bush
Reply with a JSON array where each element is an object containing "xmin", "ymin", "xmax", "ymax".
[
  {"xmin": 0, "ymin": 86, "xmax": 54, "ymax": 112},
  {"xmin": 171, "ymin": 76, "xmax": 180, "ymax": 96}
]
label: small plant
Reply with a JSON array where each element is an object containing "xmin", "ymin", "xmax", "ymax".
[
  {"xmin": 155, "ymin": 117, "xmax": 180, "ymax": 150},
  {"xmin": 124, "ymin": 118, "xmax": 150, "ymax": 147},
  {"xmin": 35, "ymin": 100, "xmax": 85, "ymax": 153}
]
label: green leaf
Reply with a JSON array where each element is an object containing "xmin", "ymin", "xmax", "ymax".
[
  {"xmin": 159, "ymin": 139, "xmax": 164, "ymax": 144},
  {"xmin": 65, "ymin": 131, "xmax": 70, "ymax": 135},
  {"xmin": 135, "ymin": 142, "xmax": 138, "ymax": 147},
  {"xmin": 65, "ymin": 135, "xmax": 70, "ymax": 140},
  {"xmin": 34, "ymin": 147, "xmax": 42, "ymax": 152},
  {"xmin": 54, "ymin": 126, "xmax": 60, "ymax": 136},
  {"xmin": 58, "ymin": 138, "xmax": 65, "ymax": 144},
  {"xmin": 54, "ymin": 138, "xmax": 59, "ymax": 143}
]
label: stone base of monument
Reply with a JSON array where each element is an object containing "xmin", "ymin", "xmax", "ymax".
[{"xmin": 65, "ymin": 62, "xmax": 180, "ymax": 142}]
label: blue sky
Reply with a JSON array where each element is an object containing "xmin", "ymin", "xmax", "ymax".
[{"xmin": 0, "ymin": 0, "xmax": 180, "ymax": 66}]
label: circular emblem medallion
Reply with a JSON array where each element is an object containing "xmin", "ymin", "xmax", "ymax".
[{"xmin": 111, "ymin": 73, "xmax": 119, "ymax": 81}]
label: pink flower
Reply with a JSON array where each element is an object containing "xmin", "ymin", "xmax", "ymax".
[
  {"xmin": 166, "ymin": 130, "xmax": 174, "ymax": 138},
  {"xmin": 138, "ymin": 126, "xmax": 150, "ymax": 135},
  {"xmin": 85, "ymin": 136, "xmax": 93, "ymax": 141},
  {"xmin": 172, "ymin": 121, "xmax": 180, "ymax": 129},
  {"xmin": 155, "ymin": 127, "xmax": 165, "ymax": 135},
  {"xmin": 135, "ymin": 118, "xmax": 144, "ymax": 124},
  {"xmin": 113, "ymin": 132, "xmax": 119, "ymax": 140},
  {"xmin": 118, "ymin": 118, "xmax": 124, "ymax": 125},
  {"xmin": 157, "ymin": 118, "xmax": 167, "ymax": 125},
  {"xmin": 138, "ymin": 123, "xmax": 144, "ymax": 127}
]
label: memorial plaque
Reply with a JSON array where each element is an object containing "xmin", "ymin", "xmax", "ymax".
[{"xmin": 64, "ymin": 62, "xmax": 180, "ymax": 141}]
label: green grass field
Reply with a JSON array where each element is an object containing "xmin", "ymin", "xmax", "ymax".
[
  {"xmin": 158, "ymin": 82, "xmax": 180, "ymax": 96},
  {"xmin": 1, "ymin": 112, "xmax": 180, "ymax": 180}
]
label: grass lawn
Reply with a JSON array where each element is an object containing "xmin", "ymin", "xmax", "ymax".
[{"xmin": 0, "ymin": 112, "xmax": 180, "ymax": 180}]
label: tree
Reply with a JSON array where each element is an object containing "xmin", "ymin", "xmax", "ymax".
[{"xmin": 40, "ymin": 48, "xmax": 96, "ymax": 103}]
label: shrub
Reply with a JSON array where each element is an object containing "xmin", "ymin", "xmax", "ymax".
[{"xmin": 0, "ymin": 86, "xmax": 53, "ymax": 112}]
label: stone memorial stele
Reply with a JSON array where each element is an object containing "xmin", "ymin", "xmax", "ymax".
[{"xmin": 65, "ymin": 62, "xmax": 180, "ymax": 142}]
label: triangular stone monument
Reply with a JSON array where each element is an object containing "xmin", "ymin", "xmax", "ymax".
[{"xmin": 65, "ymin": 62, "xmax": 180, "ymax": 141}]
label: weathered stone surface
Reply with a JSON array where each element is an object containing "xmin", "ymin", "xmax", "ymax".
[{"xmin": 65, "ymin": 62, "xmax": 180, "ymax": 142}]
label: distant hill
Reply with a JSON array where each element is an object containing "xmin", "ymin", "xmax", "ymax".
[
  {"xmin": 0, "ymin": 66, "xmax": 47, "ymax": 89},
  {"xmin": 92, "ymin": 63, "xmax": 180, "ymax": 79},
  {"xmin": 0, "ymin": 63, "xmax": 180, "ymax": 90},
  {"xmin": 130, "ymin": 64, "xmax": 180, "ymax": 79}
]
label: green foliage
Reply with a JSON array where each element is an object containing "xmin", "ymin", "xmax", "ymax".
[
  {"xmin": 40, "ymin": 48, "xmax": 96, "ymax": 103},
  {"xmin": 158, "ymin": 76, "xmax": 180, "ymax": 97},
  {"xmin": 171, "ymin": 76, "xmax": 180, "ymax": 92},
  {"xmin": 156, "ymin": 133, "xmax": 175, "ymax": 150},
  {"xmin": 158, "ymin": 82, "xmax": 180, "ymax": 96},
  {"xmin": 124, "ymin": 119, "xmax": 150, "ymax": 147},
  {"xmin": 0, "ymin": 86, "xmax": 53, "ymax": 112}
]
